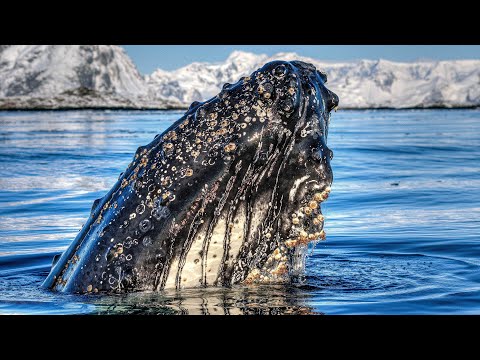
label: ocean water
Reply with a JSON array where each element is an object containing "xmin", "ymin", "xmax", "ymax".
[{"xmin": 0, "ymin": 109, "xmax": 479, "ymax": 315}]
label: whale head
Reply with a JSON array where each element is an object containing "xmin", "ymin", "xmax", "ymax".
[
  {"xmin": 42, "ymin": 60, "xmax": 339, "ymax": 293},
  {"xmin": 205, "ymin": 60, "xmax": 339, "ymax": 284}
]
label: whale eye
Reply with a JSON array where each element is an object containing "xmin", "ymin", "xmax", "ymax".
[{"xmin": 273, "ymin": 64, "xmax": 287, "ymax": 79}]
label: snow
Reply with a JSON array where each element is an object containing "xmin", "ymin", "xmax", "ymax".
[
  {"xmin": 1, "ymin": 46, "xmax": 479, "ymax": 109},
  {"xmin": 0, "ymin": 45, "xmax": 182, "ymax": 109},
  {"xmin": 0, "ymin": 45, "xmax": 146, "ymax": 96},
  {"xmin": 148, "ymin": 51, "xmax": 480, "ymax": 108}
]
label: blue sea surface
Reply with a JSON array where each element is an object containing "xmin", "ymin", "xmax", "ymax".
[{"xmin": 0, "ymin": 109, "xmax": 479, "ymax": 314}]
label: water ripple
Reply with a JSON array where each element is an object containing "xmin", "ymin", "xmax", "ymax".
[{"xmin": 0, "ymin": 109, "xmax": 479, "ymax": 314}]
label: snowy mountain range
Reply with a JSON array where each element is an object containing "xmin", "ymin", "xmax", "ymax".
[
  {"xmin": 147, "ymin": 51, "xmax": 480, "ymax": 109},
  {"xmin": 1, "ymin": 45, "xmax": 479, "ymax": 109},
  {"xmin": 0, "ymin": 45, "xmax": 181, "ymax": 109}
]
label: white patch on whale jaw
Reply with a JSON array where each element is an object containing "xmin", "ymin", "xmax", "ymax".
[
  {"xmin": 163, "ymin": 212, "xmax": 248, "ymax": 290},
  {"xmin": 203, "ymin": 218, "xmax": 227, "ymax": 286},
  {"xmin": 164, "ymin": 162, "xmax": 249, "ymax": 290},
  {"xmin": 222, "ymin": 206, "xmax": 246, "ymax": 284},
  {"xmin": 289, "ymin": 175, "xmax": 310, "ymax": 202},
  {"xmin": 169, "ymin": 219, "xmax": 227, "ymax": 289}
]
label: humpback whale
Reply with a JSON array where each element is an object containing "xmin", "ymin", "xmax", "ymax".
[{"xmin": 42, "ymin": 60, "xmax": 339, "ymax": 293}]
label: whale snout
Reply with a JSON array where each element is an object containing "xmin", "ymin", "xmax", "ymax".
[{"xmin": 327, "ymin": 90, "xmax": 339, "ymax": 112}]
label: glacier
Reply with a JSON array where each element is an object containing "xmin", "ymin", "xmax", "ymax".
[{"xmin": 1, "ymin": 46, "xmax": 479, "ymax": 110}]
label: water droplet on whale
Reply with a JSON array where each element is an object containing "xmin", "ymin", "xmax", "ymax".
[
  {"xmin": 142, "ymin": 236, "xmax": 153, "ymax": 247},
  {"xmin": 273, "ymin": 64, "xmax": 287, "ymax": 78},
  {"xmin": 263, "ymin": 82, "xmax": 273, "ymax": 94},
  {"xmin": 136, "ymin": 203, "xmax": 145, "ymax": 214},
  {"xmin": 281, "ymin": 98, "xmax": 294, "ymax": 113},
  {"xmin": 139, "ymin": 219, "xmax": 151, "ymax": 233}
]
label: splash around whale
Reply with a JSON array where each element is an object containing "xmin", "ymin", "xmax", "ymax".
[{"xmin": 42, "ymin": 60, "xmax": 339, "ymax": 293}]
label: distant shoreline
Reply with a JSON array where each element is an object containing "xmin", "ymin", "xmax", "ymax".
[
  {"xmin": 0, "ymin": 106, "xmax": 187, "ymax": 112},
  {"xmin": 0, "ymin": 106, "xmax": 478, "ymax": 112}
]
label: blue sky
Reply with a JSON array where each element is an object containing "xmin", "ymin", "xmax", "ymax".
[{"xmin": 122, "ymin": 45, "xmax": 480, "ymax": 74}]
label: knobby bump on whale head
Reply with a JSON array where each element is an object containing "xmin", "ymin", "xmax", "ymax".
[{"xmin": 42, "ymin": 60, "xmax": 339, "ymax": 293}]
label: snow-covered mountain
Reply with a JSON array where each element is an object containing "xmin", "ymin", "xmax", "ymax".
[
  {"xmin": 1, "ymin": 47, "xmax": 479, "ymax": 109},
  {"xmin": 147, "ymin": 51, "xmax": 267, "ymax": 106},
  {"xmin": 147, "ymin": 50, "xmax": 480, "ymax": 109},
  {"xmin": 0, "ymin": 45, "xmax": 182, "ymax": 109}
]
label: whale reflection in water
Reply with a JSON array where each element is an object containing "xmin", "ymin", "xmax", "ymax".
[{"xmin": 92, "ymin": 285, "xmax": 316, "ymax": 315}]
